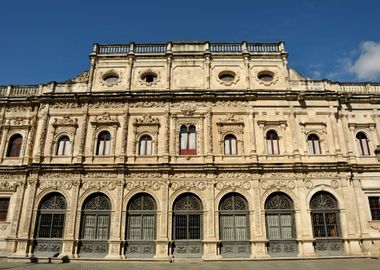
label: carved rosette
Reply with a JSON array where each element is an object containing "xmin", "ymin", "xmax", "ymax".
[
  {"xmin": 126, "ymin": 181, "xmax": 161, "ymax": 191},
  {"xmin": 304, "ymin": 180, "xmax": 313, "ymax": 189},
  {"xmin": 38, "ymin": 180, "xmax": 73, "ymax": 190},
  {"xmin": 215, "ymin": 181, "xmax": 251, "ymax": 190},
  {"xmin": 169, "ymin": 181, "xmax": 207, "ymax": 191}
]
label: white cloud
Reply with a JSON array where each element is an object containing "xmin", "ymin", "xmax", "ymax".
[{"xmin": 346, "ymin": 41, "xmax": 380, "ymax": 81}]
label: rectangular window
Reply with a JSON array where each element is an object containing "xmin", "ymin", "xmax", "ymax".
[
  {"xmin": 369, "ymin": 196, "xmax": 380, "ymax": 220},
  {"xmin": 0, "ymin": 198, "xmax": 10, "ymax": 222}
]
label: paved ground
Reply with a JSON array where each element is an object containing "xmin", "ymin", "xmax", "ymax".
[{"xmin": 0, "ymin": 258, "xmax": 379, "ymax": 270}]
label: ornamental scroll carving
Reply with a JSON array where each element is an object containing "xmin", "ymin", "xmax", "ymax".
[
  {"xmin": 3, "ymin": 118, "xmax": 32, "ymax": 127},
  {"xmin": 91, "ymin": 112, "xmax": 119, "ymax": 126},
  {"xmin": 217, "ymin": 172, "xmax": 251, "ymax": 179},
  {"xmin": 40, "ymin": 172, "xmax": 76, "ymax": 180},
  {"xmin": 261, "ymin": 180, "xmax": 296, "ymax": 190},
  {"xmin": 38, "ymin": 180, "xmax": 74, "ymax": 190},
  {"xmin": 82, "ymin": 172, "xmax": 117, "ymax": 179},
  {"xmin": 81, "ymin": 181, "xmax": 119, "ymax": 191},
  {"xmin": 89, "ymin": 101, "xmax": 124, "ymax": 109},
  {"xmin": 51, "ymin": 102, "xmax": 81, "ymax": 109},
  {"xmin": 0, "ymin": 174, "xmax": 23, "ymax": 180},
  {"xmin": 216, "ymin": 113, "xmax": 244, "ymax": 135},
  {"xmin": 52, "ymin": 115, "xmax": 78, "ymax": 127},
  {"xmin": 6, "ymin": 106, "xmax": 33, "ymax": 113},
  {"xmin": 170, "ymin": 173, "xmax": 207, "ymax": 179},
  {"xmin": 126, "ymin": 181, "xmax": 161, "ymax": 191},
  {"xmin": 171, "ymin": 101, "xmax": 207, "ymax": 109},
  {"xmin": 0, "ymin": 181, "xmax": 19, "ymax": 192},
  {"xmin": 213, "ymin": 101, "xmax": 248, "ymax": 108},
  {"xmin": 129, "ymin": 101, "xmax": 165, "ymax": 108},
  {"xmin": 170, "ymin": 181, "xmax": 207, "ymax": 191},
  {"xmin": 215, "ymin": 181, "xmax": 251, "ymax": 190},
  {"xmin": 128, "ymin": 172, "xmax": 161, "ymax": 179}
]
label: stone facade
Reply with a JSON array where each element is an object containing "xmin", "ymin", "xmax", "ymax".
[{"xmin": 0, "ymin": 41, "xmax": 380, "ymax": 260}]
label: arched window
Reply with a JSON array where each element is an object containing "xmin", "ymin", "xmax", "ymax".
[
  {"xmin": 172, "ymin": 193, "xmax": 203, "ymax": 257},
  {"xmin": 6, "ymin": 134, "xmax": 23, "ymax": 157},
  {"xmin": 56, "ymin": 135, "xmax": 71, "ymax": 156},
  {"xmin": 126, "ymin": 193, "xmax": 156, "ymax": 257},
  {"xmin": 33, "ymin": 193, "xmax": 67, "ymax": 255},
  {"xmin": 36, "ymin": 193, "xmax": 66, "ymax": 239},
  {"xmin": 308, "ymin": 134, "xmax": 321, "ymax": 155},
  {"xmin": 81, "ymin": 193, "xmax": 111, "ymax": 240},
  {"xmin": 180, "ymin": 125, "xmax": 196, "ymax": 155},
  {"xmin": 139, "ymin": 135, "xmax": 152, "ymax": 155},
  {"xmin": 173, "ymin": 193, "xmax": 202, "ymax": 240},
  {"xmin": 96, "ymin": 131, "xmax": 111, "ymax": 156},
  {"xmin": 265, "ymin": 193, "xmax": 295, "ymax": 240},
  {"xmin": 219, "ymin": 193, "xmax": 249, "ymax": 241},
  {"xmin": 224, "ymin": 134, "xmax": 237, "ymax": 155},
  {"xmin": 266, "ymin": 130, "xmax": 279, "ymax": 155},
  {"xmin": 310, "ymin": 192, "xmax": 340, "ymax": 238},
  {"xmin": 356, "ymin": 132, "xmax": 370, "ymax": 155}
]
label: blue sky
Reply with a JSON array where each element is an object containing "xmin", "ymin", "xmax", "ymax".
[{"xmin": 1, "ymin": 0, "xmax": 379, "ymax": 85}]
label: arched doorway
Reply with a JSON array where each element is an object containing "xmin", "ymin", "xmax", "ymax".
[
  {"xmin": 79, "ymin": 193, "xmax": 111, "ymax": 257},
  {"xmin": 310, "ymin": 191, "xmax": 344, "ymax": 256},
  {"xmin": 265, "ymin": 192, "xmax": 297, "ymax": 257},
  {"xmin": 172, "ymin": 193, "xmax": 203, "ymax": 258},
  {"xmin": 219, "ymin": 193, "xmax": 250, "ymax": 257},
  {"xmin": 125, "ymin": 193, "xmax": 156, "ymax": 258},
  {"xmin": 33, "ymin": 193, "xmax": 66, "ymax": 256}
]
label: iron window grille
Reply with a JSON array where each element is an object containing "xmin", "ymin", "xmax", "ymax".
[{"xmin": 310, "ymin": 192, "xmax": 340, "ymax": 238}]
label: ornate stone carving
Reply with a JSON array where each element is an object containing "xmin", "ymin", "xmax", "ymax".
[
  {"xmin": 261, "ymin": 180, "xmax": 296, "ymax": 190},
  {"xmin": 304, "ymin": 180, "xmax": 313, "ymax": 189},
  {"xmin": 133, "ymin": 114, "xmax": 160, "ymax": 125},
  {"xmin": 52, "ymin": 115, "xmax": 78, "ymax": 127},
  {"xmin": 213, "ymin": 101, "xmax": 248, "ymax": 108},
  {"xmin": 50, "ymin": 102, "xmax": 81, "ymax": 109},
  {"xmin": 331, "ymin": 179, "xmax": 340, "ymax": 189},
  {"xmin": 129, "ymin": 101, "xmax": 165, "ymax": 108},
  {"xmin": 0, "ymin": 174, "xmax": 23, "ymax": 180},
  {"xmin": 3, "ymin": 118, "xmax": 31, "ymax": 127},
  {"xmin": 89, "ymin": 101, "xmax": 125, "ymax": 109},
  {"xmin": 82, "ymin": 172, "xmax": 117, "ymax": 179},
  {"xmin": 38, "ymin": 180, "xmax": 73, "ymax": 190},
  {"xmin": 171, "ymin": 101, "xmax": 207, "ymax": 109},
  {"xmin": 170, "ymin": 173, "xmax": 206, "ymax": 179},
  {"xmin": 306, "ymin": 172, "xmax": 338, "ymax": 178},
  {"xmin": 6, "ymin": 106, "xmax": 33, "ymax": 113},
  {"xmin": 217, "ymin": 172, "xmax": 251, "ymax": 179},
  {"xmin": 0, "ymin": 181, "xmax": 18, "ymax": 192},
  {"xmin": 92, "ymin": 112, "xmax": 119, "ymax": 125},
  {"xmin": 40, "ymin": 172, "xmax": 75, "ymax": 180},
  {"xmin": 128, "ymin": 172, "xmax": 161, "ymax": 179},
  {"xmin": 125, "ymin": 181, "xmax": 161, "ymax": 191},
  {"xmin": 81, "ymin": 181, "xmax": 117, "ymax": 191},
  {"xmin": 70, "ymin": 70, "xmax": 89, "ymax": 83},
  {"xmin": 215, "ymin": 181, "xmax": 251, "ymax": 190},
  {"xmin": 170, "ymin": 181, "xmax": 207, "ymax": 191},
  {"xmin": 181, "ymin": 105, "xmax": 196, "ymax": 116}
]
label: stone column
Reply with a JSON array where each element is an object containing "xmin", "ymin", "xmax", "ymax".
[
  {"xmin": 62, "ymin": 178, "xmax": 80, "ymax": 257},
  {"xmin": 155, "ymin": 177, "xmax": 169, "ymax": 259},
  {"xmin": 16, "ymin": 175, "xmax": 38, "ymax": 256},
  {"xmin": 34, "ymin": 111, "xmax": 49, "ymax": 163},
  {"xmin": 118, "ymin": 110, "xmax": 129, "ymax": 163},
  {"xmin": 76, "ymin": 104, "xmax": 89, "ymax": 163}
]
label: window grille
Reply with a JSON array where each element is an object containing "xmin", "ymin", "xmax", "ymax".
[
  {"xmin": 310, "ymin": 192, "xmax": 340, "ymax": 238},
  {"xmin": 127, "ymin": 194, "xmax": 156, "ymax": 240},
  {"xmin": 219, "ymin": 193, "xmax": 249, "ymax": 240},
  {"xmin": 36, "ymin": 193, "xmax": 66, "ymax": 239},
  {"xmin": 173, "ymin": 193, "xmax": 202, "ymax": 240},
  {"xmin": 81, "ymin": 193, "xmax": 111, "ymax": 240},
  {"xmin": 265, "ymin": 193, "xmax": 295, "ymax": 240}
]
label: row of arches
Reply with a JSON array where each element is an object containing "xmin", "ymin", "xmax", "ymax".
[
  {"xmin": 32, "ymin": 190, "xmax": 342, "ymax": 258},
  {"xmin": 5, "ymin": 129, "xmax": 372, "ymax": 158}
]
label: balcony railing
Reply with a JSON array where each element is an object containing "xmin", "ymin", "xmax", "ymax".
[
  {"xmin": 0, "ymin": 85, "xmax": 41, "ymax": 97},
  {"xmin": 95, "ymin": 42, "xmax": 284, "ymax": 55},
  {"xmin": 210, "ymin": 43, "xmax": 242, "ymax": 52}
]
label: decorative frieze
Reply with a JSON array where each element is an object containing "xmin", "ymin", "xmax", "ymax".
[
  {"xmin": 126, "ymin": 181, "xmax": 161, "ymax": 191},
  {"xmin": 81, "ymin": 181, "xmax": 118, "ymax": 191},
  {"xmin": 38, "ymin": 180, "xmax": 74, "ymax": 190},
  {"xmin": 128, "ymin": 172, "xmax": 161, "ymax": 179},
  {"xmin": 215, "ymin": 181, "xmax": 251, "ymax": 190},
  {"xmin": 170, "ymin": 173, "xmax": 207, "ymax": 179},
  {"xmin": 260, "ymin": 180, "xmax": 296, "ymax": 190},
  {"xmin": 217, "ymin": 172, "xmax": 251, "ymax": 179},
  {"xmin": 169, "ymin": 181, "xmax": 207, "ymax": 191},
  {"xmin": 0, "ymin": 181, "xmax": 19, "ymax": 192},
  {"xmin": 82, "ymin": 172, "xmax": 117, "ymax": 179}
]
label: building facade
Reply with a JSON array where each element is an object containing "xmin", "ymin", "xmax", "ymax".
[{"xmin": 0, "ymin": 41, "xmax": 380, "ymax": 260}]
